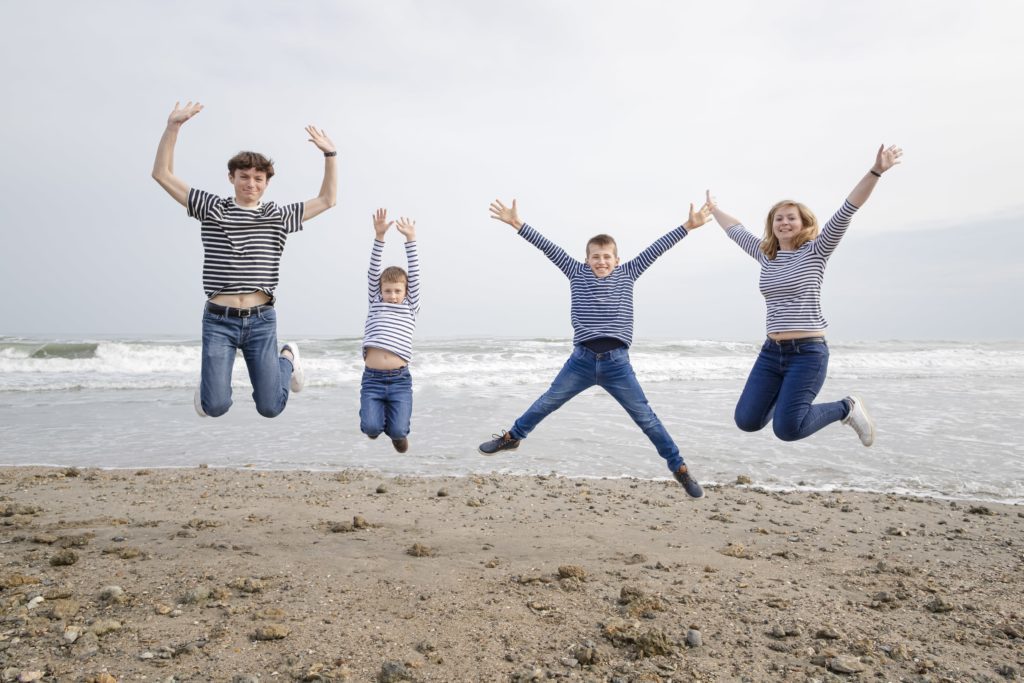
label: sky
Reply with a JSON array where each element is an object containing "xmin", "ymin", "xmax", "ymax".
[{"xmin": 1, "ymin": 0, "xmax": 1021, "ymax": 341}]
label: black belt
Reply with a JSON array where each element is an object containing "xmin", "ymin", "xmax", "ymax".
[
  {"xmin": 205, "ymin": 301, "xmax": 274, "ymax": 318},
  {"xmin": 768, "ymin": 336, "xmax": 825, "ymax": 346},
  {"xmin": 582, "ymin": 337, "xmax": 627, "ymax": 353}
]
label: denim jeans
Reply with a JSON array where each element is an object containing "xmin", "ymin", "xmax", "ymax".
[
  {"xmin": 199, "ymin": 305, "xmax": 293, "ymax": 418},
  {"xmin": 510, "ymin": 345, "xmax": 684, "ymax": 472},
  {"xmin": 360, "ymin": 366, "xmax": 413, "ymax": 440},
  {"xmin": 734, "ymin": 338, "xmax": 849, "ymax": 441}
]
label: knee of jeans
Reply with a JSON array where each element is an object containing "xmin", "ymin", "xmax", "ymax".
[
  {"xmin": 204, "ymin": 399, "xmax": 231, "ymax": 418},
  {"xmin": 733, "ymin": 409, "xmax": 762, "ymax": 433},
  {"xmin": 385, "ymin": 425, "xmax": 409, "ymax": 440},
  {"xmin": 361, "ymin": 426, "xmax": 382, "ymax": 438},
  {"xmin": 257, "ymin": 404, "xmax": 284, "ymax": 419},
  {"xmin": 771, "ymin": 420, "xmax": 801, "ymax": 442}
]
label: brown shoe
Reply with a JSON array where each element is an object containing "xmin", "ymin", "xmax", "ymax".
[{"xmin": 392, "ymin": 438, "xmax": 409, "ymax": 454}]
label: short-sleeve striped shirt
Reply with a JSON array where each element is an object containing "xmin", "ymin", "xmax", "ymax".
[
  {"xmin": 725, "ymin": 200, "xmax": 859, "ymax": 333},
  {"xmin": 187, "ymin": 188, "xmax": 304, "ymax": 299},
  {"xmin": 363, "ymin": 240, "xmax": 420, "ymax": 363},
  {"xmin": 518, "ymin": 224, "xmax": 688, "ymax": 347}
]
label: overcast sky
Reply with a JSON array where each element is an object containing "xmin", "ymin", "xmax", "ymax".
[{"xmin": 1, "ymin": 1, "xmax": 1021, "ymax": 341}]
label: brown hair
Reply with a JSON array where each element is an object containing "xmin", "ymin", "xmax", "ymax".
[
  {"xmin": 228, "ymin": 151, "xmax": 275, "ymax": 180},
  {"xmin": 381, "ymin": 266, "xmax": 408, "ymax": 286},
  {"xmin": 761, "ymin": 200, "xmax": 819, "ymax": 260},
  {"xmin": 586, "ymin": 234, "xmax": 618, "ymax": 257}
]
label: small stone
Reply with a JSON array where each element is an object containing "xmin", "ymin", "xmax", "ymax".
[
  {"xmin": 64, "ymin": 626, "xmax": 82, "ymax": 643},
  {"xmin": 85, "ymin": 675, "xmax": 116, "ymax": 683},
  {"xmin": 99, "ymin": 585, "xmax": 126, "ymax": 603},
  {"xmin": 376, "ymin": 484, "xmax": 388, "ymax": 494},
  {"xmin": 466, "ymin": 497, "xmax": 483, "ymax": 507},
  {"xmin": 182, "ymin": 586, "xmax": 211, "ymax": 604},
  {"xmin": 736, "ymin": 475, "xmax": 753, "ymax": 485},
  {"xmin": 828, "ymin": 655, "xmax": 866, "ymax": 673},
  {"xmin": 228, "ymin": 577, "xmax": 264, "ymax": 593},
  {"xmin": 407, "ymin": 543, "xmax": 434, "ymax": 557},
  {"xmin": 90, "ymin": 619, "xmax": 122, "ymax": 636},
  {"xmin": 686, "ymin": 629, "xmax": 703, "ymax": 647},
  {"xmin": 436, "ymin": 488, "xmax": 449, "ymax": 497},
  {"xmin": 26, "ymin": 596, "xmax": 44, "ymax": 610},
  {"xmin": 17, "ymin": 671, "xmax": 44, "ymax": 682},
  {"xmin": 252, "ymin": 624, "xmax": 289, "ymax": 640},
  {"xmin": 378, "ymin": 661, "xmax": 413, "ymax": 682},
  {"xmin": 49, "ymin": 549, "xmax": 78, "ymax": 566},
  {"xmin": 816, "ymin": 627, "xmax": 842, "ymax": 640},
  {"xmin": 573, "ymin": 641, "xmax": 600, "ymax": 664},
  {"xmin": 232, "ymin": 676, "xmax": 260, "ymax": 683},
  {"xmin": 926, "ymin": 596, "xmax": 954, "ymax": 613},
  {"xmin": 353, "ymin": 515, "xmax": 370, "ymax": 529},
  {"xmin": 558, "ymin": 565, "xmax": 586, "ymax": 580},
  {"xmin": 154, "ymin": 602, "xmax": 173, "ymax": 615}
]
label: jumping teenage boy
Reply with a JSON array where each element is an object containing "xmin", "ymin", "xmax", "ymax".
[
  {"xmin": 360, "ymin": 208, "xmax": 420, "ymax": 453},
  {"xmin": 151, "ymin": 101, "xmax": 338, "ymax": 418},
  {"xmin": 478, "ymin": 198, "xmax": 713, "ymax": 498}
]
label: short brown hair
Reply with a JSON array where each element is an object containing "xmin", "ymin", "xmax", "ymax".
[
  {"xmin": 381, "ymin": 266, "xmax": 408, "ymax": 286},
  {"xmin": 761, "ymin": 200, "xmax": 818, "ymax": 260},
  {"xmin": 228, "ymin": 151, "xmax": 275, "ymax": 180},
  {"xmin": 586, "ymin": 234, "xmax": 617, "ymax": 257}
]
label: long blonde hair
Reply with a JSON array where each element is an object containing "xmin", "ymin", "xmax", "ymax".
[{"xmin": 761, "ymin": 200, "xmax": 819, "ymax": 260}]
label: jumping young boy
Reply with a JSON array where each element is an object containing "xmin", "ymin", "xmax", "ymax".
[
  {"xmin": 360, "ymin": 208, "xmax": 420, "ymax": 452},
  {"xmin": 151, "ymin": 101, "xmax": 338, "ymax": 418},
  {"xmin": 478, "ymin": 198, "xmax": 712, "ymax": 498}
]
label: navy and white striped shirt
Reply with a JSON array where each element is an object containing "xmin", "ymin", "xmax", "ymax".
[
  {"xmin": 519, "ymin": 224, "xmax": 688, "ymax": 347},
  {"xmin": 726, "ymin": 200, "xmax": 859, "ymax": 333},
  {"xmin": 187, "ymin": 188, "xmax": 304, "ymax": 299},
  {"xmin": 363, "ymin": 240, "xmax": 420, "ymax": 363}
]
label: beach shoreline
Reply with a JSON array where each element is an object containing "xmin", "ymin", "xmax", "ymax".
[{"xmin": 1, "ymin": 466, "xmax": 1021, "ymax": 681}]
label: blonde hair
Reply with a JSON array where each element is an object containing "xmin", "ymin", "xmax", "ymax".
[
  {"xmin": 761, "ymin": 200, "xmax": 819, "ymax": 260},
  {"xmin": 380, "ymin": 266, "xmax": 408, "ymax": 285}
]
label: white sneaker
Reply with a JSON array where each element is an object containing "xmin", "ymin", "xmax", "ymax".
[
  {"xmin": 193, "ymin": 385, "xmax": 208, "ymax": 418},
  {"xmin": 281, "ymin": 342, "xmax": 304, "ymax": 393},
  {"xmin": 841, "ymin": 395, "xmax": 875, "ymax": 447}
]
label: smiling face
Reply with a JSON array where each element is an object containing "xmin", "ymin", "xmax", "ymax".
[
  {"xmin": 585, "ymin": 236, "xmax": 620, "ymax": 278},
  {"xmin": 771, "ymin": 204, "xmax": 804, "ymax": 247},
  {"xmin": 229, "ymin": 167, "xmax": 269, "ymax": 208}
]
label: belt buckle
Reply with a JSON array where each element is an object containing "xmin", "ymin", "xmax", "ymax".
[{"xmin": 238, "ymin": 306, "xmax": 252, "ymax": 318}]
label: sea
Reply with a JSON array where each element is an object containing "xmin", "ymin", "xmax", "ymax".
[{"xmin": 1, "ymin": 336, "xmax": 1022, "ymax": 504}]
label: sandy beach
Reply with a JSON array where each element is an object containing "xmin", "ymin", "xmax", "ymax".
[{"xmin": 0, "ymin": 466, "xmax": 1021, "ymax": 682}]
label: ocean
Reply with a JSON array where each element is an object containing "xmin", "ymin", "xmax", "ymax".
[{"xmin": 1, "ymin": 336, "xmax": 1022, "ymax": 504}]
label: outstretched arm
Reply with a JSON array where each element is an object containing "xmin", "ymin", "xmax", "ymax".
[
  {"xmin": 623, "ymin": 196, "xmax": 715, "ymax": 278},
  {"xmin": 151, "ymin": 101, "xmax": 203, "ymax": 206},
  {"xmin": 707, "ymin": 190, "xmax": 763, "ymax": 261},
  {"xmin": 303, "ymin": 126, "xmax": 338, "ymax": 221},
  {"xmin": 368, "ymin": 208, "xmax": 391, "ymax": 302},
  {"xmin": 490, "ymin": 198, "xmax": 579, "ymax": 277},
  {"xmin": 489, "ymin": 198, "xmax": 523, "ymax": 231},
  {"xmin": 706, "ymin": 190, "xmax": 742, "ymax": 231},
  {"xmin": 847, "ymin": 144, "xmax": 902, "ymax": 208}
]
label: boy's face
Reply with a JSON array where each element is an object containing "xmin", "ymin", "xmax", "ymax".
[
  {"xmin": 586, "ymin": 244, "xmax": 619, "ymax": 278},
  {"xmin": 229, "ymin": 167, "xmax": 269, "ymax": 206},
  {"xmin": 381, "ymin": 280, "xmax": 407, "ymax": 304}
]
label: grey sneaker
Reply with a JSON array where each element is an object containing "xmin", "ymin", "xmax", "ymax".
[
  {"xmin": 673, "ymin": 465, "xmax": 705, "ymax": 499},
  {"xmin": 193, "ymin": 385, "xmax": 208, "ymax": 418},
  {"xmin": 479, "ymin": 430, "xmax": 520, "ymax": 455},
  {"xmin": 392, "ymin": 438, "xmax": 409, "ymax": 454},
  {"xmin": 281, "ymin": 342, "xmax": 304, "ymax": 393},
  {"xmin": 841, "ymin": 395, "xmax": 875, "ymax": 447}
]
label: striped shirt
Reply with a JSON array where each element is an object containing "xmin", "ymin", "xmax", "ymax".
[
  {"xmin": 725, "ymin": 200, "xmax": 859, "ymax": 333},
  {"xmin": 519, "ymin": 224, "xmax": 688, "ymax": 347},
  {"xmin": 187, "ymin": 188, "xmax": 304, "ymax": 299},
  {"xmin": 363, "ymin": 240, "xmax": 420, "ymax": 363}
]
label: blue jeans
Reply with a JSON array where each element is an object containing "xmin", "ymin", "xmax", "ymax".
[
  {"xmin": 199, "ymin": 305, "xmax": 293, "ymax": 418},
  {"xmin": 510, "ymin": 345, "xmax": 684, "ymax": 472},
  {"xmin": 734, "ymin": 338, "xmax": 850, "ymax": 441},
  {"xmin": 360, "ymin": 366, "xmax": 413, "ymax": 440}
]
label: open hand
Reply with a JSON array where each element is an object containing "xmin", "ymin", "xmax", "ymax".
[
  {"xmin": 395, "ymin": 217, "xmax": 417, "ymax": 242},
  {"xmin": 373, "ymin": 208, "xmax": 393, "ymax": 239},
  {"xmin": 489, "ymin": 198, "xmax": 523, "ymax": 230},
  {"xmin": 872, "ymin": 144, "xmax": 903, "ymax": 175},
  {"xmin": 683, "ymin": 196, "xmax": 715, "ymax": 230},
  {"xmin": 306, "ymin": 125, "xmax": 336, "ymax": 155},
  {"xmin": 167, "ymin": 101, "xmax": 203, "ymax": 127}
]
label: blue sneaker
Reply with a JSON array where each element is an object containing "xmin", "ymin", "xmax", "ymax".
[
  {"xmin": 479, "ymin": 430, "xmax": 520, "ymax": 455},
  {"xmin": 673, "ymin": 465, "xmax": 704, "ymax": 499}
]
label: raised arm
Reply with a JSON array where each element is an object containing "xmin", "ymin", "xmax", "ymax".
[
  {"xmin": 847, "ymin": 144, "xmax": 902, "ymax": 208},
  {"xmin": 623, "ymin": 198, "xmax": 714, "ymax": 278},
  {"xmin": 368, "ymin": 208, "xmax": 392, "ymax": 302},
  {"xmin": 151, "ymin": 101, "xmax": 203, "ymax": 206},
  {"xmin": 303, "ymin": 126, "xmax": 338, "ymax": 221},
  {"xmin": 396, "ymin": 217, "xmax": 420, "ymax": 312},
  {"xmin": 490, "ymin": 198, "xmax": 579, "ymax": 278},
  {"xmin": 707, "ymin": 190, "xmax": 763, "ymax": 261}
]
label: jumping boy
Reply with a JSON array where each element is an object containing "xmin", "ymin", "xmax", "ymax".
[
  {"xmin": 360, "ymin": 208, "xmax": 420, "ymax": 452},
  {"xmin": 478, "ymin": 198, "xmax": 712, "ymax": 498},
  {"xmin": 151, "ymin": 101, "xmax": 338, "ymax": 418}
]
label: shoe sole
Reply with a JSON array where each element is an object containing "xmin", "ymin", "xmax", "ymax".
[
  {"xmin": 193, "ymin": 387, "xmax": 208, "ymax": 418},
  {"xmin": 850, "ymin": 394, "xmax": 876, "ymax": 447},
  {"xmin": 283, "ymin": 343, "xmax": 304, "ymax": 393},
  {"xmin": 478, "ymin": 444, "xmax": 519, "ymax": 456}
]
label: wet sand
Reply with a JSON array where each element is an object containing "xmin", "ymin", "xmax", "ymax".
[{"xmin": 1, "ymin": 466, "xmax": 1021, "ymax": 682}]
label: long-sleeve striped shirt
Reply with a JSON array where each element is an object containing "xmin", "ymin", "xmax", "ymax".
[
  {"xmin": 519, "ymin": 224, "xmax": 688, "ymax": 347},
  {"xmin": 362, "ymin": 239, "xmax": 420, "ymax": 363},
  {"xmin": 726, "ymin": 200, "xmax": 859, "ymax": 333},
  {"xmin": 187, "ymin": 188, "xmax": 304, "ymax": 299}
]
